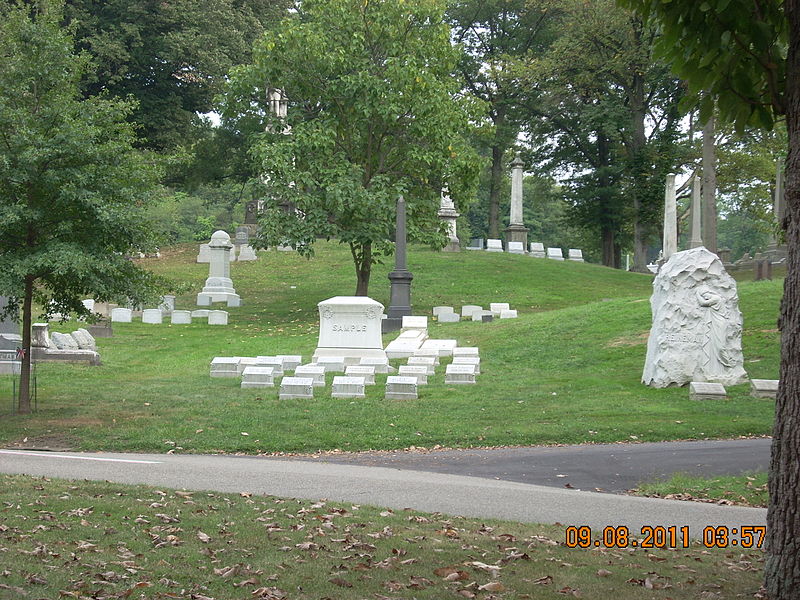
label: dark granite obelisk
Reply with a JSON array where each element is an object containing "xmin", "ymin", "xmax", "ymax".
[{"xmin": 383, "ymin": 196, "xmax": 413, "ymax": 333}]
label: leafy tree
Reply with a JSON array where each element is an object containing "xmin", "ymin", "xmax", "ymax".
[
  {"xmin": 0, "ymin": 0, "xmax": 166, "ymax": 413},
  {"xmin": 617, "ymin": 0, "xmax": 796, "ymax": 596},
  {"xmin": 224, "ymin": 0, "xmax": 481, "ymax": 296},
  {"xmin": 63, "ymin": 0, "xmax": 291, "ymax": 151},
  {"xmin": 526, "ymin": 0, "xmax": 683, "ymax": 269},
  {"xmin": 448, "ymin": 0, "xmax": 564, "ymax": 238}
]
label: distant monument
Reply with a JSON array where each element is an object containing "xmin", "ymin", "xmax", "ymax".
[
  {"xmin": 384, "ymin": 196, "xmax": 413, "ymax": 332},
  {"xmin": 643, "ymin": 247, "xmax": 748, "ymax": 388},
  {"xmin": 504, "ymin": 153, "xmax": 528, "ymax": 251},
  {"xmin": 662, "ymin": 173, "xmax": 678, "ymax": 262},
  {"xmin": 197, "ymin": 231, "xmax": 241, "ymax": 307},
  {"xmin": 438, "ymin": 188, "xmax": 460, "ymax": 252}
]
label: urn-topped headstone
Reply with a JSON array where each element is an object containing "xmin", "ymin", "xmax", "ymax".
[
  {"xmin": 313, "ymin": 296, "xmax": 387, "ymax": 365},
  {"xmin": 642, "ymin": 247, "xmax": 748, "ymax": 388},
  {"xmin": 197, "ymin": 231, "xmax": 241, "ymax": 307}
]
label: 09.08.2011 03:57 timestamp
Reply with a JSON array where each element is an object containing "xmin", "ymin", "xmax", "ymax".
[{"xmin": 565, "ymin": 525, "xmax": 765, "ymax": 549}]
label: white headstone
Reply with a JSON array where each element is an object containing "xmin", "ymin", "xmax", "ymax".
[
  {"xmin": 313, "ymin": 296, "xmax": 387, "ymax": 364},
  {"xmin": 750, "ymin": 379, "xmax": 779, "ymax": 399},
  {"xmin": 385, "ymin": 376, "xmax": 418, "ymax": 400},
  {"xmin": 210, "ymin": 357, "xmax": 240, "ymax": 378},
  {"xmin": 689, "ymin": 381, "xmax": 727, "ymax": 400},
  {"xmin": 159, "ymin": 295, "xmax": 176, "ymax": 313},
  {"xmin": 445, "ymin": 363, "xmax": 477, "ymax": 384},
  {"xmin": 461, "ymin": 305, "xmax": 482, "ymax": 318},
  {"xmin": 412, "ymin": 348, "xmax": 440, "ymax": 365},
  {"xmin": 142, "ymin": 309, "xmax": 163, "ymax": 324},
  {"xmin": 452, "ymin": 347, "xmax": 479, "ymax": 358},
  {"xmin": 419, "ymin": 339, "xmax": 457, "ymax": 357},
  {"xmin": 567, "ymin": 249, "xmax": 584, "ymax": 262},
  {"xmin": 208, "ymin": 310, "xmax": 229, "ymax": 325},
  {"xmin": 401, "ymin": 316, "xmax": 428, "ymax": 330},
  {"xmin": 241, "ymin": 366, "xmax": 275, "ymax": 388},
  {"xmin": 295, "ymin": 364, "xmax": 326, "ymax": 386},
  {"xmin": 196, "ymin": 243, "xmax": 211, "ymax": 263},
  {"xmin": 489, "ymin": 303, "xmax": 510, "ymax": 316},
  {"xmin": 398, "ymin": 364, "xmax": 429, "ymax": 384},
  {"xmin": 486, "ymin": 239, "xmax": 504, "ymax": 252},
  {"xmin": 452, "ymin": 355, "xmax": 481, "ymax": 374},
  {"xmin": 277, "ymin": 355, "xmax": 302, "ymax": 371},
  {"xmin": 432, "ymin": 306, "xmax": 454, "ymax": 317},
  {"xmin": 437, "ymin": 312, "xmax": 460, "ymax": 323},
  {"xmin": 359, "ymin": 356, "xmax": 392, "ymax": 373},
  {"xmin": 316, "ymin": 356, "xmax": 346, "ymax": 373},
  {"xmin": 237, "ymin": 245, "xmax": 258, "ymax": 261},
  {"xmin": 472, "ymin": 310, "xmax": 493, "ymax": 322},
  {"xmin": 31, "ymin": 323, "xmax": 51, "ymax": 348},
  {"xmin": 81, "ymin": 299, "xmax": 95, "ymax": 312},
  {"xmin": 499, "ymin": 309, "xmax": 518, "ymax": 319},
  {"xmin": 643, "ymin": 247, "xmax": 748, "ymax": 388},
  {"xmin": 279, "ymin": 377, "xmax": 315, "ymax": 400},
  {"xmin": 547, "ymin": 247, "xmax": 564, "ymax": 261},
  {"xmin": 171, "ymin": 310, "xmax": 192, "ymax": 324},
  {"xmin": 255, "ymin": 356, "xmax": 285, "ymax": 377},
  {"xmin": 345, "ymin": 365, "xmax": 376, "ymax": 385},
  {"xmin": 507, "ymin": 241, "xmax": 525, "ymax": 254},
  {"xmin": 191, "ymin": 310, "xmax": 210, "ymax": 319},
  {"xmin": 529, "ymin": 242, "xmax": 546, "ymax": 258},
  {"xmin": 407, "ymin": 356, "xmax": 436, "ymax": 375},
  {"xmin": 331, "ymin": 376, "xmax": 366, "ymax": 398},
  {"xmin": 110, "ymin": 308, "xmax": 132, "ymax": 323},
  {"xmin": 197, "ymin": 231, "xmax": 241, "ymax": 307}
]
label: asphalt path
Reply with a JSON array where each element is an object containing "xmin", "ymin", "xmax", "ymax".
[
  {"xmin": 299, "ymin": 437, "xmax": 773, "ymax": 492},
  {"xmin": 0, "ymin": 440, "xmax": 768, "ymax": 538}
]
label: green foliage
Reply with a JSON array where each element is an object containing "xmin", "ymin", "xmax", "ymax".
[
  {"xmin": 224, "ymin": 0, "xmax": 482, "ymax": 294},
  {"xmin": 619, "ymin": 0, "xmax": 786, "ymax": 128},
  {"xmin": 0, "ymin": 0, "xmax": 166, "ymax": 316},
  {"xmin": 64, "ymin": 0, "xmax": 291, "ymax": 150}
]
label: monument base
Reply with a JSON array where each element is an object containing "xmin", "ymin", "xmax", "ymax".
[
  {"xmin": 197, "ymin": 291, "xmax": 241, "ymax": 307},
  {"xmin": 312, "ymin": 347, "xmax": 388, "ymax": 366},
  {"xmin": 504, "ymin": 224, "xmax": 529, "ymax": 249},
  {"xmin": 442, "ymin": 239, "xmax": 460, "ymax": 252}
]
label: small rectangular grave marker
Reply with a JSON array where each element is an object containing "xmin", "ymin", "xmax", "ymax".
[
  {"xmin": 437, "ymin": 312, "xmax": 460, "ymax": 323},
  {"xmin": 241, "ymin": 366, "xmax": 275, "ymax": 388},
  {"xmin": 401, "ymin": 316, "xmax": 428, "ymax": 330},
  {"xmin": 279, "ymin": 377, "xmax": 315, "ymax": 400},
  {"xmin": 419, "ymin": 339, "xmax": 458, "ymax": 357},
  {"xmin": 529, "ymin": 242, "xmax": 546, "ymax": 258},
  {"xmin": 111, "ymin": 308, "xmax": 132, "ymax": 323},
  {"xmin": 750, "ymin": 379, "xmax": 779, "ymax": 399},
  {"xmin": 191, "ymin": 310, "xmax": 210, "ymax": 319},
  {"xmin": 412, "ymin": 348, "xmax": 440, "ymax": 365},
  {"xmin": 445, "ymin": 363, "xmax": 477, "ymax": 384},
  {"xmin": 547, "ymin": 247, "xmax": 564, "ymax": 261},
  {"xmin": 171, "ymin": 310, "xmax": 192, "ymax": 324},
  {"xmin": 398, "ymin": 364, "xmax": 429, "ymax": 384},
  {"xmin": 407, "ymin": 356, "xmax": 436, "ymax": 374},
  {"xmin": 452, "ymin": 356, "xmax": 481, "ymax": 374},
  {"xmin": 385, "ymin": 376, "xmax": 418, "ymax": 400},
  {"xmin": 331, "ymin": 376, "xmax": 366, "ymax": 398},
  {"xmin": 486, "ymin": 239, "xmax": 504, "ymax": 252},
  {"xmin": 568, "ymin": 249, "xmax": 584, "ymax": 262},
  {"xmin": 461, "ymin": 305, "xmax": 482, "ymax": 318},
  {"xmin": 689, "ymin": 382, "xmax": 727, "ymax": 400},
  {"xmin": 210, "ymin": 357, "xmax": 240, "ymax": 378},
  {"xmin": 500, "ymin": 309, "xmax": 518, "ymax": 319},
  {"xmin": 277, "ymin": 355, "xmax": 302, "ymax": 372},
  {"xmin": 256, "ymin": 356, "xmax": 285, "ymax": 377},
  {"xmin": 295, "ymin": 364, "xmax": 326, "ymax": 386},
  {"xmin": 452, "ymin": 347, "xmax": 479, "ymax": 358},
  {"xmin": 432, "ymin": 306, "xmax": 454, "ymax": 317},
  {"xmin": 360, "ymin": 357, "xmax": 391, "ymax": 373},
  {"xmin": 489, "ymin": 303, "xmax": 510, "ymax": 316},
  {"xmin": 507, "ymin": 241, "xmax": 525, "ymax": 254},
  {"xmin": 316, "ymin": 356, "xmax": 346, "ymax": 373},
  {"xmin": 345, "ymin": 365, "xmax": 376, "ymax": 385},
  {"xmin": 208, "ymin": 310, "xmax": 229, "ymax": 325}
]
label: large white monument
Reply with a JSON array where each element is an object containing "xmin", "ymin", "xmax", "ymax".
[
  {"xmin": 642, "ymin": 247, "xmax": 748, "ymax": 388},
  {"xmin": 313, "ymin": 296, "xmax": 387, "ymax": 365},
  {"xmin": 197, "ymin": 230, "xmax": 241, "ymax": 307}
]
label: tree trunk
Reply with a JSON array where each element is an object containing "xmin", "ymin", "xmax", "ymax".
[
  {"xmin": 766, "ymin": 2, "xmax": 800, "ymax": 597},
  {"xmin": 488, "ymin": 143, "xmax": 503, "ymax": 239},
  {"xmin": 601, "ymin": 228, "xmax": 616, "ymax": 267},
  {"xmin": 18, "ymin": 276, "xmax": 33, "ymax": 414},
  {"xmin": 352, "ymin": 242, "xmax": 372, "ymax": 296},
  {"xmin": 702, "ymin": 115, "xmax": 717, "ymax": 254},
  {"xmin": 629, "ymin": 67, "xmax": 650, "ymax": 273}
]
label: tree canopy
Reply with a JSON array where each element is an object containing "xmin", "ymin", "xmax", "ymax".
[
  {"xmin": 0, "ymin": 0, "xmax": 166, "ymax": 412},
  {"xmin": 224, "ymin": 0, "xmax": 482, "ymax": 295}
]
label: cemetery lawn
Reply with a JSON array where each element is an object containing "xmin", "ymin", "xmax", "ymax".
[
  {"xmin": 0, "ymin": 474, "xmax": 766, "ymax": 600},
  {"xmin": 0, "ymin": 242, "xmax": 782, "ymax": 454},
  {"xmin": 632, "ymin": 472, "xmax": 769, "ymax": 508}
]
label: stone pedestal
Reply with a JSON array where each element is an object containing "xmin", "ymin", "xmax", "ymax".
[
  {"xmin": 197, "ymin": 230, "xmax": 241, "ymax": 307},
  {"xmin": 313, "ymin": 296, "xmax": 388, "ymax": 364},
  {"xmin": 384, "ymin": 196, "xmax": 413, "ymax": 333},
  {"xmin": 504, "ymin": 224, "xmax": 529, "ymax": 252}
]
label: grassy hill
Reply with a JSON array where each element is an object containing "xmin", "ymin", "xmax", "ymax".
[{"xmin": 0, "ymin": 242, "xmax": 781, "ymax": 454}]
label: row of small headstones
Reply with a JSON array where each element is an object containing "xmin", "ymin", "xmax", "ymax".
[
  {"xmin": 210, "ymin": 349, "xmax": 481, "ymax": 400},
  {"xmin": 469, "ymin": 240, "xmax": 584, "ymax": 261},
  {"xmin": 690, "ymin": 379, "xmax": 779, "ymax": 400},
  {"xmin": 110, "ymin": 308, "xmax": 229, "ymax": 325},
  {"xmin": 431, "ymin": 304, "xmax": 517, "ymax": 323},
  {"xmin": 44, "ymin": 328, "xmax": 97, "ymax": 351}
]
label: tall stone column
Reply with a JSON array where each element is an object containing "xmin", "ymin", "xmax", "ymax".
[
  {"xmin": 504, "ymin": 153, "xmax": 529, "ymax": 250},
  {"xmin": 438, "ymin": 188, "xmax": 460, "ymax": 252},
  {"xmin": 384, "ymin": 196, "xmax": 413, "ymax": 333},
  {"xmin": 662, "ymin": 173, "xmax": 678, "ymax": 261},
  {"xmin": 689, "ymin": 174, "xmax": 704, "ymax": 248}
]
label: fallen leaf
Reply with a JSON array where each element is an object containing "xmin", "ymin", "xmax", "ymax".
[
  {"xmin": 597, "ymin": 569, "xmax": 612, "ymax": 577},
  {"xmin": 478, "ymin": 581, "xmax": 506, "ymax": 592},
  {"xmin": 534, "ymin": 575, "xmax": 553, "ymax": 585},
  {"xmin": 197, "ymin": 531, "xmax": 211, "ymax": 543}
]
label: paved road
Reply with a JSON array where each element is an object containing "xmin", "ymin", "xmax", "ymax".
[
  {"xmin": 0, "ymin": 445, "xmax": 767, "ymax": 538},
  {"xmin": 300, "ymin": 438, "xmax": 773, "ymax": 492}
]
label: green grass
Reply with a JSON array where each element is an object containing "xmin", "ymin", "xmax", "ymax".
[
  {"xmin": 0, "ymin": 475, "xmax": 766, "ymax": 600},
  {"xmin": 633, "ymin": 472, "xmax": 769, "ymax": 507},
  {"xmin": 0, "ymin": 241, "xmax": 782, "ymax": 454}
]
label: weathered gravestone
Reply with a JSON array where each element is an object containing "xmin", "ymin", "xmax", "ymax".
[
  {"xmin": 197, "ymin": 231, "xmax": 241, "ymax": 307},
  {"xmin": 529, "ymin": 242, "xmax": 546, "ymax": 258},
  {"xmin": 642, "ymin": 247, "xmax": 749, "ymax": 388}
]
